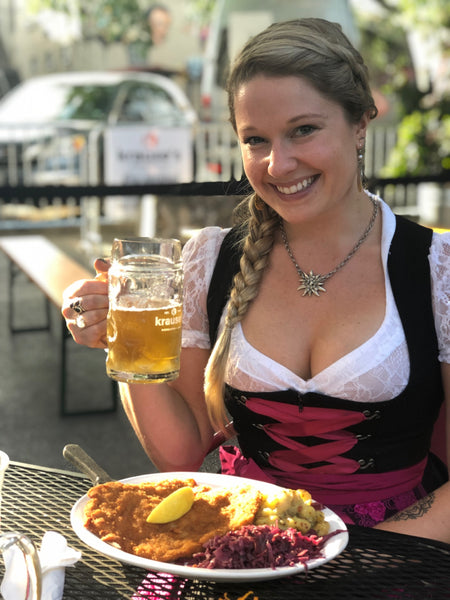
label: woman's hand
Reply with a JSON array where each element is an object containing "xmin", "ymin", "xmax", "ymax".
[{"xmin": 61, "ymin": 258, "xmax": 110, "ymax": 348}]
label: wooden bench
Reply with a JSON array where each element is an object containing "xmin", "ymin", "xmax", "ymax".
[{"xmin": 0, "ymin": 234, "xmax": 117, "ymax": 416}]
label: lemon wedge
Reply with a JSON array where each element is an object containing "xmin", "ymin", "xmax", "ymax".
[{"xmin": 146, "ymin": 486, "xmax": 195, "ymax": 524}]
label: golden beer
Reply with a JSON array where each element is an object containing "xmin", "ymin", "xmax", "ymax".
[
  {"xmin": 106, "ymin": 237, "xmax": 183, "ymax": 384},
  {"xmin": 106, "ymin": 303, "xmax": 182, "ymax": 383}
]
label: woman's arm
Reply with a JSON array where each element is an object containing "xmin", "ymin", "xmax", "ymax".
[
  {"xmin": 374, "ymin": 481, "xmax": 450, "ymax": 544},
  {"xmin": 120, "ymin": 346, "xmax": 215, "ymax": 472},
  {"xmin": 375, "ymin": 363, "xmax": 450, "ymax": 543},
  {"xmin": 62, "ymin": 258, "xmax": 216, "ymax": 472},
  {"xmin": 118, "ymin": 230, "xmax": 226, "ymax": 472}
]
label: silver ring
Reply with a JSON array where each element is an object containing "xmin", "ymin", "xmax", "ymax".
[
  {"xmin": 76, "ymin": 315, "xmax": 86, "ymax": 329},
  {"xmin": 70, "ymin": 299, "xmax": 86, "ymax": 314}
]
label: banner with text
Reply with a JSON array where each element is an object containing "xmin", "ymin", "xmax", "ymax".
[{"xmin": 104, "ymin": 126, "xmax": 193, "ymax": 184}]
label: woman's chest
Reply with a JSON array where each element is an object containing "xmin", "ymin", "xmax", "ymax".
[{"xmin": 241, "ymin": 251, "xmax": 386, "ymax": 380}]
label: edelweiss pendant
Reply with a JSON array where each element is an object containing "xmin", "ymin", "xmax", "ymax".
[{"xmin": 298, "ymin": 271, "xmax": 327, "ymax": 297}]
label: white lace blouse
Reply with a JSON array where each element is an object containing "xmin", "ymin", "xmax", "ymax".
[{"xmin": 181, "ymin": 199, "xmax": 450, "ymax": 403}]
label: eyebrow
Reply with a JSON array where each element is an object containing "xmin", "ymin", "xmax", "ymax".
[
  {"xmin": 238, "ymin": 113, "xmax": 324, "ymax": 135},
  {"xmin": 288, "ymin": 113, "xmax": 324, "ymax": 123}
]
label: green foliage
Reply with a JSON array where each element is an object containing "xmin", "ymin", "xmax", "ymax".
[
  {"xmin": 355, "ymin": 6, "xmax": 420, "ymax": 112},
  {"xmin": 355, "ymin": 0, "xmax": 449, "ymax": 176},
  {"xmin": 26, "ymin": 0, "xmax": 215, "ymax": 44},
  {"xmin": 26, "ymin": 0, "xmax": 151, "ymax": 45},
  {"xmin": 381, "ymin": 109, "xmax": 450, "ymax": 176},
  {"xmin": 394, "ymin": 0, "xmax": 450, "ymax": 33},
  {"xmin": 87, "ymin": 0, "xmax": 150, "ymax": 45},
  {"xmin": 27, "ymin": 0, "xmax": 63, "ymax": 11},
  {"xmin": 186, "ymin": 0, "xmax": 215, "ymax": 25}
]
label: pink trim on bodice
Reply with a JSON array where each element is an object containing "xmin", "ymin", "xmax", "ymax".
[
  {"xmin": 245, "ymin": 396, "xmax": 365, "ymax": 474},
  {"xmin": 219, "ymin": 445, "xmax": 427, "ymax": 525},
  {"xmin": 220, "ymin": 396, "xmax": 427, "ymax": 511}
]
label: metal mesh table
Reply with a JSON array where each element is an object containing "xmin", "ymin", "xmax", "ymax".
[{"xmin": 1, "ymin": 462, "xmax": 449, "ymax": 599}]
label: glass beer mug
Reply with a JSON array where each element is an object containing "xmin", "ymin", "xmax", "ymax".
[{"xmin": 106, "ymin": 237, "xmax": 183, "ymax": 384}]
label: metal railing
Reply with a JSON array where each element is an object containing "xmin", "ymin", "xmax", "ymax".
[
  {"xmin": 0, "ymin": 172, "xmax": 448, "ymax": 262},
  {"xmin": 0, "ymin": 172, "xmax": 448, "ymax": 213},
  {"xmin": 0, "ymin": 121, "xmax": 394, "ymax": 187},
  {"xmin": 0, "ymin": 119, "xmax": 448, "ymax": 242}
]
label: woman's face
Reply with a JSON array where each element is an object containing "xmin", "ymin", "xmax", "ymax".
[{"xmin": 234, "ymin": 75, "xmax": 369, "ymax": 224}]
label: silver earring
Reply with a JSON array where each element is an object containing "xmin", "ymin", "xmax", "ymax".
[
  {"xmin": 357, "ymin": 140, "xmax": 365, "ymax": 191},
  {"xmin": 358, "ymin": 138, "xmax": 365, "ymax": 157}
]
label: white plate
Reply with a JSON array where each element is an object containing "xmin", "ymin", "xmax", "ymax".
[{"xmin": 71, "ymin": 471, "xmax": 348, "ymax": 582}]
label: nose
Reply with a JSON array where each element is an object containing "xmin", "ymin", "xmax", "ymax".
[{"xmin": 267, "ymin": 140, "xmax": 297, "ymax": 178}]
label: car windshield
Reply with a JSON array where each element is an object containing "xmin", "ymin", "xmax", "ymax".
[{"xmin": 0, "ymin": 80, "xmax": 118, "ymax": 123}]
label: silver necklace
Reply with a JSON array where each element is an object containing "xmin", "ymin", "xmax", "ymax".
[{"xmin": 279, "ymin": 197, "xmax": 379, "ymax": 297}]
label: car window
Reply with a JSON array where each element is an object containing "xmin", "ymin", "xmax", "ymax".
[
  {"xmin": 58, "ymin": 86, "xmax": 117, "ymax": 120},
  {"xmin": 118, "ymin": 83, "xmax": 183, "ymax": 126},
  {"xmin": 0, "ymin": 80, "xmax": 117, "ymax": 123}
]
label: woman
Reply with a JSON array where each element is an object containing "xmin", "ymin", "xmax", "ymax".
[{"xmin": 62, "ymin": 19, "xmax": 450, "ymax": 541}]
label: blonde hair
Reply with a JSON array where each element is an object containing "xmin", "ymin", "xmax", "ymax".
[
  {"xmin": 204, "ymin": 195, "xmax": 278, "ymax": 432},
  {"xmin": 204, "ymin": 18, "xmax": 377, "ymax": 433},
  {"xmin": 228, "ymin": 18, "xmax": 378, "ymax": 129}
]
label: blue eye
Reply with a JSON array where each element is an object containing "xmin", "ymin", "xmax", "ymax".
[
  {"xmin": 243, "ymin": 135, "xmax": 266, "ymax": 146},
  {"xmin": 294, "ymin": 125, "xmax": 317, "ymax": 137}
]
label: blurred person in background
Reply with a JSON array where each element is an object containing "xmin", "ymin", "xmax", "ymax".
[{"xmin": 146, "ymin": 3, "xmax": 172, "ymax": 46}]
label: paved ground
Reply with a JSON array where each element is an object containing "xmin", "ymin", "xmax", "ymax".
[{"xmin": 0, "ymin": 224, "xmax": 219, "ymax": 480}]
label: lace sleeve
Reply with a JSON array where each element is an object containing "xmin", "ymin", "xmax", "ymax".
[
  {"xmin": 181, "ymin": 226, "xmax": 229, "ymax": 349},
  {"xmin": 430, "ymin": 231, "xmax": 450, "ymax": 363}
]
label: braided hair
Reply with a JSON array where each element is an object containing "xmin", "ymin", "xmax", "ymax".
[
  {"xmin": 228, "ymin": 18, "xmax": 378, "ymax": 129},
  {"xmin": 204, "ymin": 18, "xmax": 378, "ymax": 434}
]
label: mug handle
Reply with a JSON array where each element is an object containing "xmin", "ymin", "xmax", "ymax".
[{"xmin": 0, "ymin": 532, "xmax": 42, "ymax": 600}]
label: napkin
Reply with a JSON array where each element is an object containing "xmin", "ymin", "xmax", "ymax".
[{"xmin": 1, "ymin": 531, "xmax": 82, "ymax": 600}]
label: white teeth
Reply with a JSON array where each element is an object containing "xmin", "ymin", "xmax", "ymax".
[{"xmin": 277, "ymin": 176, "xmax": 314, "ymax": 195}]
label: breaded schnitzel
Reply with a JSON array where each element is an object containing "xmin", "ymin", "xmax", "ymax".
[{"xmin": 84, "ymin": 478, "xmax": 263, "ymax": 563}]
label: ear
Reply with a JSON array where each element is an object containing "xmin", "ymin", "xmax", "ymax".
[{"xmin": 355, "ymin": 111, "xmax": 371, "ymax": 143}]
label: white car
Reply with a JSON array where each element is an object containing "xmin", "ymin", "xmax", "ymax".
[{"xmin": 0, "ymin": 70, "xmax": 197, "ymax": 185}]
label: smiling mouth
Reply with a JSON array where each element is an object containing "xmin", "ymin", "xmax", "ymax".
[{"xmin": 276, "ymin": 175, "xmax": 317, "ymax": 195}]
